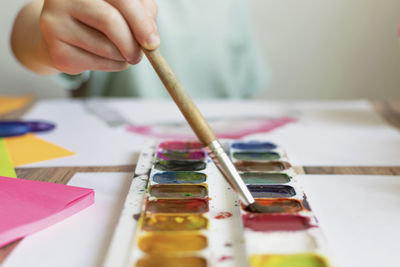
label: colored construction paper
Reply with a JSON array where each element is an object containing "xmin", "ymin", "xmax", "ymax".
[
  {"xmin": 0, "ymin": 96, "xmax": 32, "ymax": 116},
  {"xmin": 0, "ymin": 139, "xmax": 16, "ymax": 178},
  {"xmin": 0, "ymin": 176, "xmax": 94, "ymax": 247},
  {"xmin": 3, "ymin": 172, "xmax": 131, "ymax": 267},
  {"xmin": 4, "ymin": 133, "xmax": 75, "ymax": 166}
]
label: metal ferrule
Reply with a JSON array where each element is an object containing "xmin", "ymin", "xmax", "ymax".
[{"xmin": 207, "ymin": 140, "xmax": 255, "ymax": 206}]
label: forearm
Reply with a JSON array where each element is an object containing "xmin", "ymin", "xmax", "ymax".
[{"xmin": 11, "ymin": 0, "xmax": 59, "ymax": 75}]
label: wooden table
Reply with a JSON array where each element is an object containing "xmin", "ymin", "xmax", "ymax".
[{"xmin": 1, "ymin": 100, "xmax": 400, "ymax": 263}]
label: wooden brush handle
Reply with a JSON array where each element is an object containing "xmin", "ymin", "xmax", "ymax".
[{"xmin": 143, "ymin": 49, "xmax": 216, "ymax": 146}]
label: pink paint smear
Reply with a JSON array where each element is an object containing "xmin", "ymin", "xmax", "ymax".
[
  {"xmin": 126, "ymin": 117, "xmax": 295, "ymax": 139},
  {"xmin": 218, "ymin": 256, "xmax": 234, "ymax": 262}
]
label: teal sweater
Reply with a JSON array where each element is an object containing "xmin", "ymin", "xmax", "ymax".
[{"xmin": 62, "ymin": 0, "xmax": 268, "ymax": 98}]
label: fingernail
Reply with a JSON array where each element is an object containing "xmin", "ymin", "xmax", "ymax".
[
  {"xmin": 147, "ymin": 32, "xmax": 160, "ymax": 48},
  {"xmin": 143, "ymin": 21, "xmax": 160, "ymax": 49},
  {"xmin": 128, "ymin": 52, "xmax": 143, "ymax": 65}
]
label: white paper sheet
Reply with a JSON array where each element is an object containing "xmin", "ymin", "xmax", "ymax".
[
  {"xmin": 301, "ymin": 175, "xmax": 400, "ymax": 267},
  {"xmin": 22, "ymin": 100, "xmax": 147, "ymax": 167},
  {"xmin": 22, "ymin": 99, "xmax": 400, "ymax": 167},
  {"xmin": 3, "ymin": 172, "xmax": 132, "ymax": 267}
]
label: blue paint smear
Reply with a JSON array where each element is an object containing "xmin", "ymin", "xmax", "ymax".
[
  {"xmin": 153, "ymin": 171, "xmax": 207, "ymax": 184},
  {"xmin": 231, "ymin": 141, "xmax": 277, "ymax": 151},
  {"xmin": 247, "ymin": 185, "xmax": 296, "ymax": 198}
]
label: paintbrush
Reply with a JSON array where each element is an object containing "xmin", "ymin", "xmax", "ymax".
[{"xmin": 143, "ymin": 49, "xmax": 280, "ymax": 213}]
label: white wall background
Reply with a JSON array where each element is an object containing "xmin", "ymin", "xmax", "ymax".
[
  {"xmin": 0, "ymin": 0, "xmax": 66, "ymax": 99},
  {"xmin": 0, "ymin": 0, "xmax": 399, "ymax": 99},
  {"xmin": 250, "ymin": 0, "xmax": 400, "ymax": 99}
]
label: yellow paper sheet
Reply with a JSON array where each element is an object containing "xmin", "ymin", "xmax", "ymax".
[
  {"xmin": 0, "ymin": 95, "xmax": 32, "ymax": 116},
  {"xmin": 4, "ymin": 133, "xmax": 75, "ymax": 166},
  {"xmin": 0, "ymin": 138, "xmax": 16, "ymax": 177}
]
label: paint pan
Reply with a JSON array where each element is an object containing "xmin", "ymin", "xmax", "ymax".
[
  {"xmin": 155, "ymin": 160, "xmax": 206, "ymax": 171},
  {"xmin": 138, "ymin": 232, "xmax": 207, "ymax": 253},
  {"xmin": 243, "ymin": 199, "xmax": 304, "ymax": 214},
  {"xmin": 240, "ymin": 172, "xmax": 291, "ymax": 184},
  {"xmin": 249, "ymin": 253, "xmax": 329, "ymax": 267},
  {"xmin": 232, "ymin": 151, "xmax": 280, "ymax": 161},
  {"xmin": 158, "ymin": 140, "xmax": 203, "ymax": 151},
  {"xmin": 157, "ymin": 149, "xmax": 205, "ymax": 161},
  {"xmin": 235, "ymin": 161, "xmax": 291, "ymax": 172},
  {"xmin": 142, "ymin": 214, "xmax": 208, "ymax": 231},
  {"xmin": 231, "ymin": 141, "xmax": 277, "ymax": 151},
  {"xmin": 247, "ymin": 185, "xmax": 296, "ymax": 198},
  {"xmin": 242, "ymin": 214, "xmax": 314, "ymax": 232},
  {"xmin": 146, "ymin": 199, "xmax": 208, "ymax": 213},
  {"xmin": 149, "ymin": 184, "xmax": 208, "ymax": 199},
  {"xmin": 136, "ymin": 256, "xmax": 207, "ymax": 267},
  {"xmin": 152, "ymin": 172, "xmax": 207, "ymax": 184}
]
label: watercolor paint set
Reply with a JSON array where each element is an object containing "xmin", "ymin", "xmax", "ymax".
[{"xmin": 104, "ymin": 140, "xmax": 333, "ymax": 267}]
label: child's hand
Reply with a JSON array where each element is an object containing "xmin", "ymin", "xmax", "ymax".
[
  {"xmin": 40, "ymin": 0, "xmax": 159, "ymax": 74},
  {"xmin": 11, "ymin": 0, "xmax": 159, "ymax": 74}
]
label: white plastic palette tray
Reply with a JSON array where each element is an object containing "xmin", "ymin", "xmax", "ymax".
[{"xmin": 104, "ymin": 140, "xmax": 334, "ymax": 267}]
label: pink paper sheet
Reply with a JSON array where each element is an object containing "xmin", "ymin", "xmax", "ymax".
[{"xmin": 0, "ymin": 176, "xmax": 94, "ymax": 247}]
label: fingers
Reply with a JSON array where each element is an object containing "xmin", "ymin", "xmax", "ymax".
[
  {"xmin": 140, "ymin": 0, "xmax": 158, "ymax": 20},
  {"xmin": 58, "ymin": 18, "xmax": 125, "ymax": 61},
  {"xmin": 39, "ymin": 0, "xmax": 159, "ymax": 73},
  {"xmin": 68, "ymin": 0, "xmax": 142, "ymax": 62},
  {"xmin": 47, "ymin": 40, "xmax": 129, "ymax": 74},
  {"xmin": 106, "ymin": 0, "xmax": 160, "ymax": 50}
]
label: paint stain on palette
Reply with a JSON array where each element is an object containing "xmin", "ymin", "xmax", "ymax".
[{"xmin": 105, "ymin": 140, "xmax": 333, "ymax": 267}]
